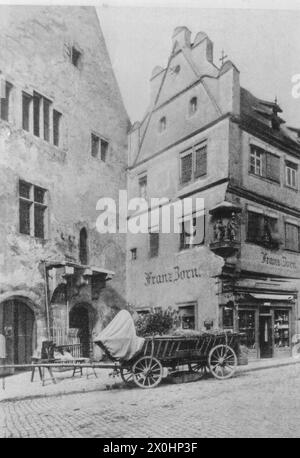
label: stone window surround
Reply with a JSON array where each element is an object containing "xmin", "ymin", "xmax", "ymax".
[
  {"xmin": 178, "ymin": 138, "xmax": 208, "ymax": 186},
  {"xmin": 18, "ymin": 178, "xmax": 49, "ymax": 240}
]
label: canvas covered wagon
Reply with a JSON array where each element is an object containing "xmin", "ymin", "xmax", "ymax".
[{"xmin": 94, "ymin": 310, "xmax": 241, "ymax": 389}]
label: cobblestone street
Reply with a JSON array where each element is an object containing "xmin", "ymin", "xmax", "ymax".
[{"xmin": 1, "ymin": 362, "xmax": 300, "ymax": 438}]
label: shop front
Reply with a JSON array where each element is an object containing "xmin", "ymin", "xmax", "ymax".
[{"xmin": 221, "ymin": 292, "xmax": 296, "ymax": 360}]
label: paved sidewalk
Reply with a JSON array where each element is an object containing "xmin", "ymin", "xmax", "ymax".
[{"xmin": 1, "ymin": 356, "xmax": 299, "ymax": 403}]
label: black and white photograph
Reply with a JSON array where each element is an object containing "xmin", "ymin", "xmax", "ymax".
[{"xmin": 0, "ymin": 0, "xmax": 300, "ymax": 441}]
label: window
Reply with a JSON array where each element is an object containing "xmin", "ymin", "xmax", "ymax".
[
  {"xmin": 178, "ymin": 305, "xmax": 195, "ymax": 330},
  {"xmin": 130, "ymin": 248, "xmax": 137, "ymax": 260},
  {"xmin": 22, "ymin": 92, "xmax": 32, "ymax": 132},
  {"xmin": 158, "ymin": 116, "xmax": 166, "ymax": 133},
  {"xmin": 250, "ymin": 145, "xmax": 280, "ymax": 183},
  {"xmin": 139, "ymin": 175, "xmax": 147, "ymax": 199},
  {"xmin": 43, "ymin": 98, "xmax": 51, "ymax": 142},
  {"xmin": 53, "ymin": 109, "xmax": 61, "ymax": 147},
  {"xmin": 173, "ymin": 65, "xmax": 181, "ymax": 75},
  {"xmin": 180, "ymin": 143, "xmax": 207, "ymax": 184},
  {"xmin": 91, "ymin": 133, "xmax": 100, "ymax": 157},
  {"xmin": 285, "ymin": 223, "xmax": 300, "ymax": 252},
  {"xmin": 33, "ymin": 92, "xmax": 41, "ymax": 137},
  {"xmin": 100, "ymin": 139, "xmax": 109, "ymax": 162},
  {"xmin": 222, "ymin": 306, "xmax": 234, "ymax": 329},
  {"xmin": 79, "ymin": 228, "xmax": 88, "ymax": 265},
  {"xmin": 285, "ymin": 161, "xmax": 298, "ymax": 189},
  {"xmin": 149, "ymin": 232, "xmax": 159, "ymax": 257},
  {"xmin": 179, "ymin": 213, "xmax": 205, "ymax": 250},
  {"xmin": 91, "ymin": 133, "xmax": 109, "ymax": 161},
  {"xmin": 189, "ymin": 97, "xmax": 198, "ymax": 115},
  {"xmin": 274, "ymin": 310, "xmax": 290, "ymax": 348},
  {"xmin": 19, "ymin": 180, "xmax": 47, "ymax": 239},
  {"xmin": 238, "ymin": 310, "xmax": 256, "ymax": 350},
  {"xmin": 71, "ymin": 46, "xmax": 82, "ymax": 68},
  {"xmin": 247, "ymin": 211, "xmax": 279, "ymax": 247},
  {"xmin": 0, "ymin": 81, "xmax": 12, "ymax": 122}
]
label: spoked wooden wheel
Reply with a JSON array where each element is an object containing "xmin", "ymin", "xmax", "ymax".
[
  {"xmin": 132, "ymin": 356, "xmax": 163, "ymax": 389},
  {"xmin": 120, "ymin": 367, "xmax": 134, "ymax": 385},
  {"xmin": 208, "ymin": 344, "xmax": 237, "ymax": 380},
  {"xmin": 188, "ymin": 362, "xmax": 208, "ymax": 379}
]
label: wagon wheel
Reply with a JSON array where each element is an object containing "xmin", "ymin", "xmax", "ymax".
[
  {"xmin": 132, "ymin": 356, "xmax": 163, "ymax": 389},
  {"xmin": 120, "ymin": 367, "xmax": 134, "ymax": 385},
  {"xmin": 188, "ymin": 361, "xmax": 208, "ymax": 378},
  {"xmin": 208, "ymin": 344, "xmax": 237, "ymax": 380}
]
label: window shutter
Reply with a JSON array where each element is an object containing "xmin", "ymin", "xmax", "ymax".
[
  {"xmin": 181, "ymin": 153, "xmax": 192, "ymax": 184},
  {"xmin": 285, "ymin": 223, "xmax": 299, "ymax": 251},
  {"xmin": 266, "ymin": 153, "xmax": 280, "ymax": 182},
  {"xmin": 195, "ymin": 146, "xmax": 207, "ymax": 178}
]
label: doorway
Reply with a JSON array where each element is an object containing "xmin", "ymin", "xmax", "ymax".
[
  {"xmin": 0, "ymin": 299, "xmax": 35, "ymax": 365},
  {"xmin": 69, "ymin": 304, "xmax": 92, "ymax": 357},
  {"xmin": 259, "ymin": 314, "xmax": 273, "ymax": 358}
]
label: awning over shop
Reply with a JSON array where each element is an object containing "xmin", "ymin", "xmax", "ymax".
[{"xmin": 249, "ymin": 293, "xmax": 294, "ymax": 301}]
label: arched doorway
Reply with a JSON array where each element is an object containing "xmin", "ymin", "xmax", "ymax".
[
  {"xmin": 79, "ymin": 227, "xmax": 88, "ymax": 265},
  {"xmin": 69, "ymin": 303, "xmax": 93, "ymax": 357},
  {"xmin": 0, "ymin": 299, "xmax": 35, "ymax": 365}
]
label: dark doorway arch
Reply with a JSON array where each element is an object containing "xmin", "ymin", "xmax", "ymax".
[
  {"xmin": 0, "ymin": 299, "xmax": 35, "ymax": 365},
  {"xmin": 79, "ymin": 227, "xmax": 88, "ymax": 265},
  {"xmin": 69, "ymin": 303, "xmax": 93, "ymax": 357}
]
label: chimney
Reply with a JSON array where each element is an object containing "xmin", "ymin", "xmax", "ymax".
[{"xmin": 128, "ymin": 122, "xmax": 140, "ymax": 167}]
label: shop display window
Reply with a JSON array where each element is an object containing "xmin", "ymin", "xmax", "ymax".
[
  {"xmin": 238, "ymin": 310, "xmax": 256, "ymax": 349},
  {"xmin": 274, "ymin": 310, "xmax": 290, "ymax": 348}
]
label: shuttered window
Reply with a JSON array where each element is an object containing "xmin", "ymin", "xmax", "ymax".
[
  {"xmin": 195, "ymin": 146, "xmax": 207, "ymax": 178},
  {"xmin": 180, "ymin": 142, "xmax": 207, "ymax": 185},
  {"xmin": 181, "ymin": 153, "xmax": 193, "ymax": 184},
  {"xmin": 285, "ymin": 223, "xmax": 299, "ymax": 252},
  {"xmin": 250, "ymin": 145, "xmax": 280, "ymax": 183},
  {"xmin": 149, "ymin": 232, "xmax": 159, "ymax": 257}
]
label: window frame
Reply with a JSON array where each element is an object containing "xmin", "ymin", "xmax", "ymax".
[
  {"xmin": 19, "ymin": 180, "xmax": 47, "ymax": 240},
  {"xmin": 249, "ymin": 144, "xmax": 280, "ymax": 184},
  {"xmin": 246, "ymin": 209, "xmax": 279, "ymax": 247},
  {"xmin": 285, "ymin": 161, "xmax": 298, "ymax": 190},
  {"xmin": 179, "ymin": 141, "xmax": 208, "ymax": 185},
  {"xmin": 0, "ymin": 81, "xmax": 13, "ymax": 122}
]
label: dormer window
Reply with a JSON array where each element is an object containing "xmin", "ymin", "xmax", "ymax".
[
  {"xmin": 158, "ymin": 116, "xmax": 166, "ymax": 133},
  {"xmin": 189, "ymin": 97, "xmax": 198, "ymax": 116}
]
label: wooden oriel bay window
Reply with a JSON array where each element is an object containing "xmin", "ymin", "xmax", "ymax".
[{"xmin": 19, "ymin": 180, "xmax": 47, "ymax": 239}]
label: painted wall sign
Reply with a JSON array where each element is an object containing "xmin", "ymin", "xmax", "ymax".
[
  {"xmin": 261, "ymin": 251, "xmax": 297, "ymax": 270},
  {"xmin": 144, "ymin": 265, "xmax": 202, "ymax": 286}
]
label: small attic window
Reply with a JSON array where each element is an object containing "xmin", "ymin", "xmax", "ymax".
[
  {"xmin": 71, "ymin": 46, "xmax": 82, "ymax": 68},
  {"xmin": 189, "ymin": 97, "xmax": 198, "ymax": 116},
  {"xmin": 158, "ymin": 116, "xmax": 166, "ymax": 133},
  {"xmin": 174, "ymin": 65, "xmax": 181, "ymax": 75}
]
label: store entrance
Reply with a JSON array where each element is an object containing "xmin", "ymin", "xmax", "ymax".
[{"xmin": 259, "ymin": 314, "xmax": 273, "ymax": 358}]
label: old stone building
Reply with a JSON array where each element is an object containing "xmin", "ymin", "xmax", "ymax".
[
  {"xmin": 127, "ymin": 27, "xmax": 300, "ymax": 359},
  {"xmin": 0, "ymin": 6, "xmax": 129, "ymax": 370}
]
